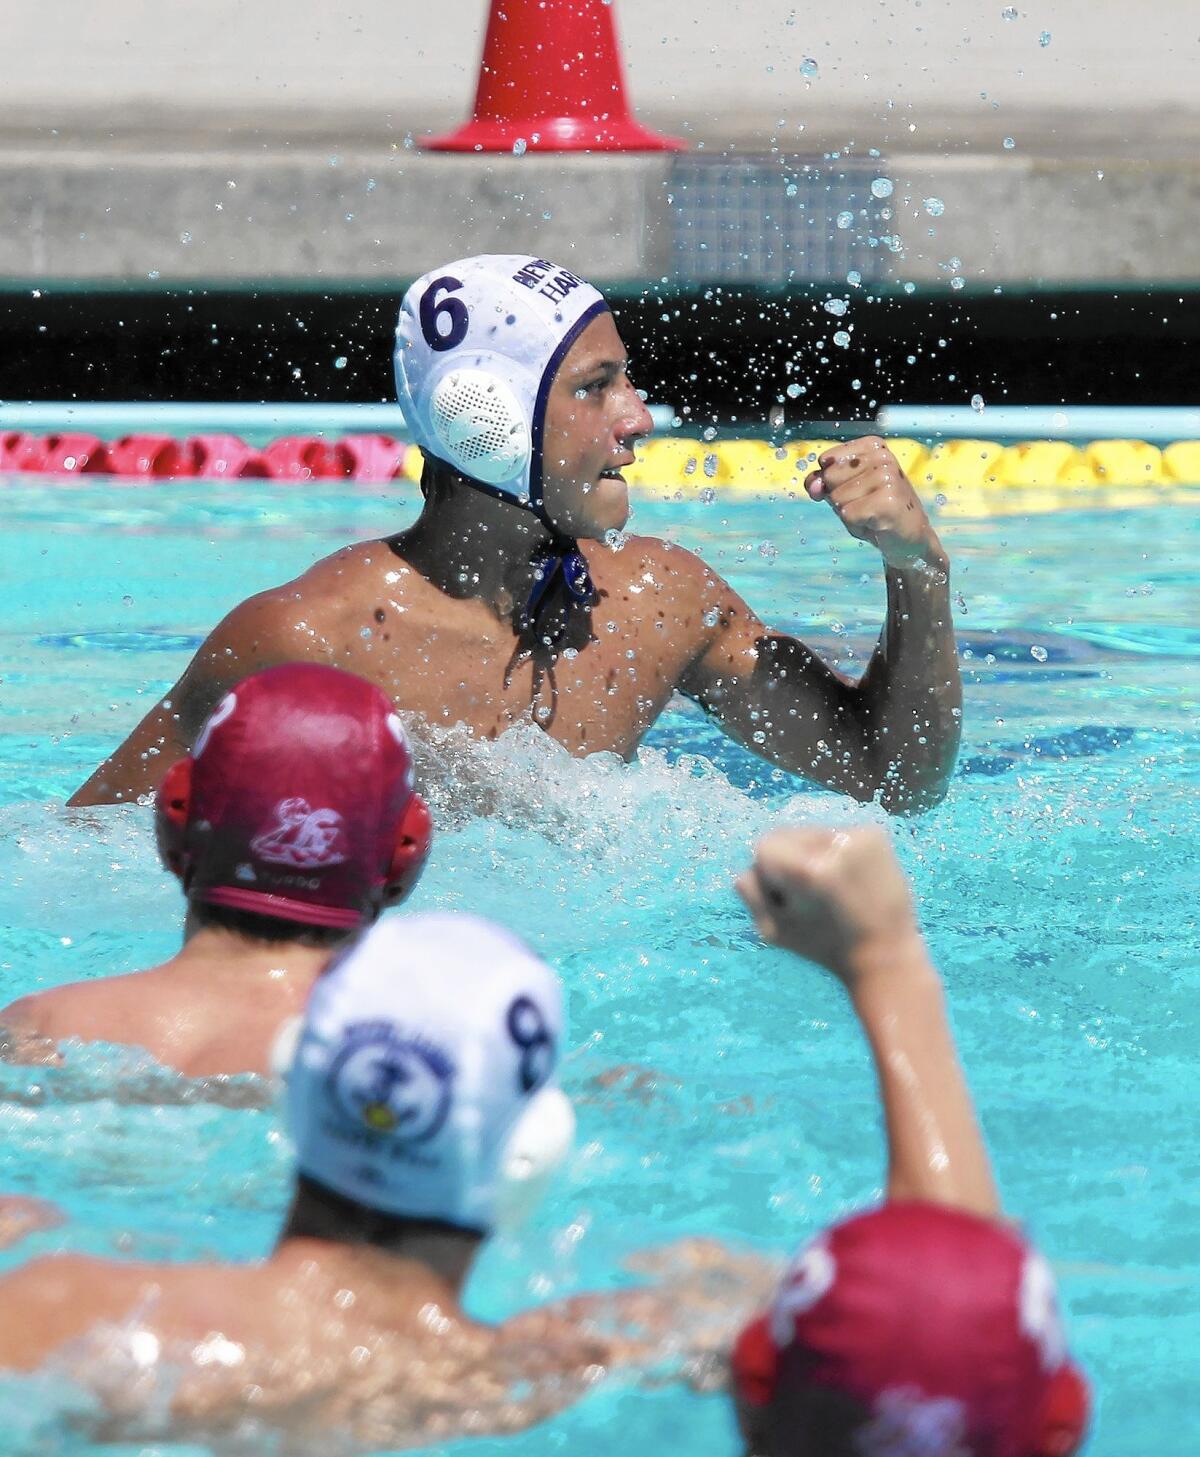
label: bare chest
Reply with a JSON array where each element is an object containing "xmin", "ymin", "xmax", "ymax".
[{"xmin": 332, "ymin": 590, "xmax": 695, "ymax": 757}]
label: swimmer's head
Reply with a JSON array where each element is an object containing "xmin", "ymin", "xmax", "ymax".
[
  {"xmin": 286, "ymin": 912, "xmax": 573, "ymax": 1234},
  {"xmin": 731, "ymin": 1203, "xmax": 1090, "ymax": 1457},
  {"xmin": 155, "ymin": 664, "xmax": 433, "ymax": 931},
  {"xmin": 395, "ymin": 255, "xmax": 652, "ymax": 539}
]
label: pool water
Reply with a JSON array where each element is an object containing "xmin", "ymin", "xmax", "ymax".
[{"xmin": 1, "ymin": 480, "xmax": 1198, "ymax": 1455}]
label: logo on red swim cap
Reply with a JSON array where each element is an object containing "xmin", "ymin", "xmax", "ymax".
[
  {"xmin": 156, "ymin": 664, "xmax": 432, "ymax": 929},
  {"xmin": 250, "ymin": 798, "xmax": 351, "ymax": 869},
  {"xmin": 731, "ymin": 1203, "xmax": 1090, "ymax": 1457}
]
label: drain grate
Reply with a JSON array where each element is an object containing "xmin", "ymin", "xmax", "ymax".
[{"xmin": 668, "ymin": 156, "xmax": 892, "ymax": 286}]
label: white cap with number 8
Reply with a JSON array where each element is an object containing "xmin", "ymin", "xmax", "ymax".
[{"xmin": 287, "ymin": 911, "xmax": 573, "ymax": 1234}]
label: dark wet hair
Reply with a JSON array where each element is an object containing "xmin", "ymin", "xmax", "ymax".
[
  {"xmin": 419, "ymin": 452, "xmax": 462, "ymax": 503},
  {"xmin": 189, "ymin": 898, "xmax": 350, "ymax": 950},
  {"xmin": 281, "ymin": 1172, "xmax": 484, "ymax": 1252}
]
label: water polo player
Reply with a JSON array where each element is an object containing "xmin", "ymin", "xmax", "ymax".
[
  {"xmin": 2, "ymin": 663, "xmax": 432, "ymax": 1078},
  {"xmin": 0, "ymin": 913, "xmax": 598, "ymax": 1448},
  {"xmin": 73, "ymin": 253, "xmax": 960, "ymax": 814}
]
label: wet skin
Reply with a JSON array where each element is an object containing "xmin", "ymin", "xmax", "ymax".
[
  {"xmin": 71, "ymin": 314, "xmax": 961, "ymax": 814},
  {"xmin": 0, "ymin": 922, "xmax": 330, "ymax": 1080},
  {"xmin": 0, "ymin": 1238, "xmax": 619, "ymax": 1444}
]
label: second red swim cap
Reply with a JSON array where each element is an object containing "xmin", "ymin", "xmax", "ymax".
[
  {"xmin": 156, "ymin": 663, "xmax": 431, "ymax": 929},
  {"xmin": 731, "ymin": 1202, "xmax": 1090, "ymax": 1457}
]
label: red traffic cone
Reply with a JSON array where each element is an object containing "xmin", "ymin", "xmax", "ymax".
[{"xmin": 424, "ymin": 0, "xmax": 683, "ymax": 153}]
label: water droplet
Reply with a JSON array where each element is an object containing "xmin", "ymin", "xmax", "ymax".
[
  {"xmin": 823, "ymin": 297, "xmax": 849, "ymax": 316},
  {"xmin": 758, "ymin": 541, "xmax": 779, "ymax": 561},
  {"xmin": 950, "ymin": 277, "xmax": 965, "ymax": 290},
  {"xmin": 870, "ymin": 177, "xmax": 894, "ymax": 199},
  {"xmin": 699, "ymin": 486, "xmax": 717, "ymax": 504},
  {"xmin": 1039, "ymin": 29, "xmax": 1051, "ymax": 46},
  {"xmin": 333, "ymin": 355, "xmax": 348, "ymax": 370},
  {"xmin": 512, "ymin": 138, "xmax": 527, "ymax": 156},
  {"xmin": 786, "ymin": 382, "xmax": 802, "ymax": 398},
  {"xmin": 121, "ymin": 594, "xmax": 133, "ymax": 606},
  {"xmin": 846, "ymin": 269, "xmax": 862, "ymax": 286},
  {"xmin": 835, "ymin": 210, "xmax": 854, "ymax": 229},
  {"xmin": 179, "ymin": 231, "xmax": 192, "ymax": 245},
  {"xmin": 923, "ymin": 197, "xmax": 945, "ymax": 217},
  {"xmin": 833, "ymin": 330, "xmax": 851, "ymax": 348},
  {"xmin": 604, "ymin": 529, "xmax": 629, "ymax": 551},
  {"xmin": 799, "ymin": 57, "xmax": 819, "ymax": 77},
  {"xmin": 702, "ymin": 606, "xmax": 721, "ymax": 628},
  {"xmin": 903, "ymin": 281, "xmax": 916, "ymax": 294},
  {"xmin": 785, "ymin": 182, "xmax": 798, "ymax": 197},
  {"xmin": 1030, "ymin": 645, "xmax": 1048, "ymax": 662},
  {"xmin": 971, "ymin": 393, "xmax": 985, "ymax": 412},
  {"xmin": 935, "ymin": 492, "xmax": 948, "ymax": 507},
  {"xmin": 703, "ymin": 453, "xmax": 718, "ymax": 478},
  {"xmin": 1001, "ymin": 5, "xmax": 1018, "ymax": 18},
  {"xmin": 1003, "ymin": 136, "xmax": 1016, "ymax": 150}
]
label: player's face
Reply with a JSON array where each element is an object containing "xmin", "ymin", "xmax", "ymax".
[{"xmin": 540, "ymin": 313, "xmax": 653, "ymax": 539}]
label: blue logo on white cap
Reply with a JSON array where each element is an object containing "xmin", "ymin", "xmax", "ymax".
[{"xmin": 328, "ymin": 1021, "xmax": 455, "ymax": 1145}]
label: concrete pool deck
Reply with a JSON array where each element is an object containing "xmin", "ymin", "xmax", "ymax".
[{"xmin": 2, "ymin": 0, "xmax": 1198, "ymax": 291}]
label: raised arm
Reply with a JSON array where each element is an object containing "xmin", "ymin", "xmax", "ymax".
[
  {"xmin": 737, "ymin": 825, "xmax": 998, "ymax": 1217},
  {"xmin": 68, "ymin": 587, "xmax": 307, "ymax": 806},
  {"xmin": 678, "ymin": 437, "xmax": 961, "ymax": 815}
]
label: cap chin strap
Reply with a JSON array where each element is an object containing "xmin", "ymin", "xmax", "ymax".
[
  {"xmin": 518, "ymin": 535, "xmax": 595, "ymax": 640},
  {"xmin": 429, "ymin": 464, "xmax": 595, "ymax": 648}
]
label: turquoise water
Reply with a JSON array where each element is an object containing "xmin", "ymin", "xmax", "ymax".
[{"xmin": 1, "ymin": 480, "xmax": 1198, "ymax": 1454}]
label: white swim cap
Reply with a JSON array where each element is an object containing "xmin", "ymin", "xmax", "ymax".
[
  {"xmin": 287, "ymin": 912, "xmax": 573, "ymax": 1234},
  {"xmin": 394, "ymin": 255, "xmax": 609, "ymax": 517}
]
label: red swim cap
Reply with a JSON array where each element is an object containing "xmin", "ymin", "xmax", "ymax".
[
  {"xmin": 731, "ymin": 1202, "xmax": 1090, "ymax": 1457},
  {"xmin": 155, "ymin": 664, "xmax": 432, "ymax": 929}
]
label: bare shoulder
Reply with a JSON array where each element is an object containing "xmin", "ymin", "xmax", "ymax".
[
  {"xmin": 589, "ymin": 534, "xmax": 739, "ymax": 607},
  {"xmin": 223, "ymin": 541, "xmax": 375, "ymax": 635},
  {"xmin": 1, "ymin": 969, "xmax": 155, "ymax": 1044},
  {"xmin": 193, "ymin": 539, "xmax": 394, "ymax": 679}
]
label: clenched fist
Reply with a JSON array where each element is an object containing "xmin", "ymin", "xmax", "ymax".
[
  {"xmin": 805, "ymin": 436, "xmax": 946, "ymax": 573},
  {"xmin": 735, "ymin": 824, "xmax": 921, "ymax": 983}
]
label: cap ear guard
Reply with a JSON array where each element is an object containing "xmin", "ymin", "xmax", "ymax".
[
  {"xmin": 1033, "ymin": 1360, "xmax": 1091, "ymax": 1457},
  {"xmin": 493, "ymin": 1085, "xmax": 575, "ymax": 1234},
  {"xmin": 429, "ymin": 367, "xmax": 531, "ymax": 488},
  {"xmin": 154, "ymin": 757, "xmax": 194, "ymax": 880},
  {"xmin": 730, "ymin": 1315, "xmax": 780, "ymax": 1409},
  {"xmin": 383, "ymin": 792, "xmax": 433, "ymax": 907}
]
